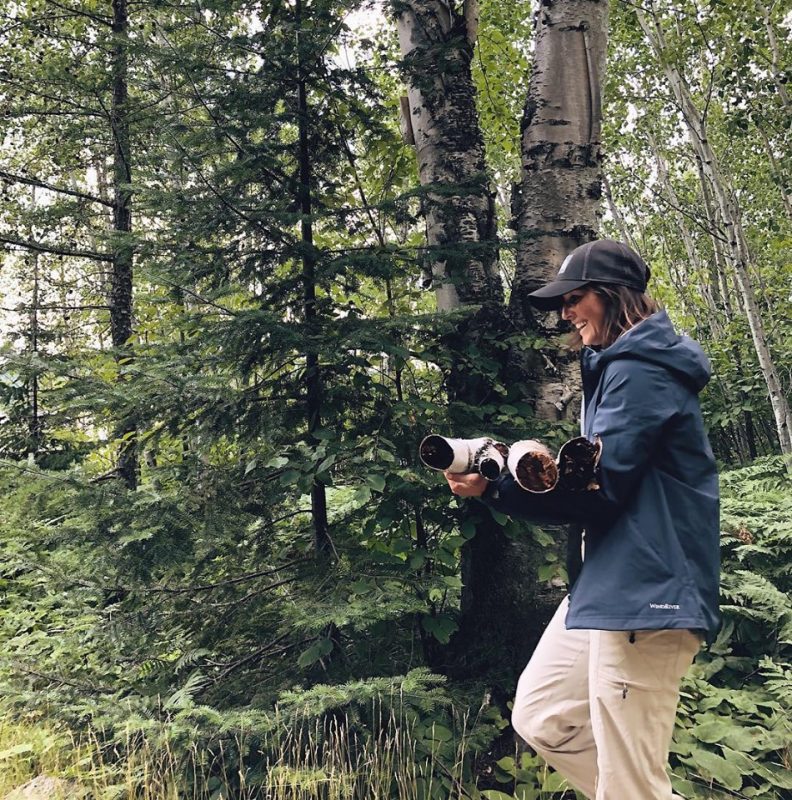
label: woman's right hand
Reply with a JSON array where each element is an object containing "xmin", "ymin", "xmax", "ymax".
[{"xmin": 444, "ymin": 470, "xmax": 489, "ymax": 498}]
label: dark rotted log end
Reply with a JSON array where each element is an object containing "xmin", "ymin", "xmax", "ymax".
[
  {"xmin": 419, "ymin": 435, "xmax": 454, "ymax": 471},
  {"xmin": 557, "ymin": 436, "xmax": 602, "ymax": 491},
  {"xmin": 515, "ymin": 451, "xmax": 558, "ymax": 492},
  {"xmin": 493, "ymin": 442, "xmax": 509, "ymax": 459},
  {"xmin": 478, "ymin": 457, "xmax": 501, "ymax": 481}
]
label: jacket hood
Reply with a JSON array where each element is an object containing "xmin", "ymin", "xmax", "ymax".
[{"xmin": 582, "ymin": 310, "xmax": 711, "ymax": 393}]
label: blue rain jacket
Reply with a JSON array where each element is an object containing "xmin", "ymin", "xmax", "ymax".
[{"xmin": 483, "ymin": 310, "xmax": 721, "ymax": 635}]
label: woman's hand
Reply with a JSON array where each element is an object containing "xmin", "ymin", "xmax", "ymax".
[{"xmin": 444, "ymin": 470, "xmax": 489, "ymax": 498}]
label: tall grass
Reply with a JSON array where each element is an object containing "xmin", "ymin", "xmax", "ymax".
[
  {"xmin": 0, "ymin": 712, "xmax": 475, "ymax": 799},
  {"xmin": 0, "ymin": 710, "xmax": 574, "ymax": 799}
]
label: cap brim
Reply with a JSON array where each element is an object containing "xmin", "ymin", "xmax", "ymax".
[{"xmin": 527, "ymin": 280, "xmax": 589, "ymax": 311}]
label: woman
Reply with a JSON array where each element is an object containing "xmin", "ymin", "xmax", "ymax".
[{"xmin": 445, "ymin": 239, "xmax": 720, "ymax": 800}]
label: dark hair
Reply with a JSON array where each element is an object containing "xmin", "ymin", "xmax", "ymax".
[{"xmin": 566, "ymin": 284, "xmax": 660, "ymax": 351}]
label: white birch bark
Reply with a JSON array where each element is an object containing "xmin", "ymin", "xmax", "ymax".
[
  {"xmin": 602, "ymin": 172, "xmax": 638, "ymax": 252},
  {"xmin": 637, "ymin": 8, "xmax": 792, "ymax": 457},
  {"xmin": 649, "ymin": 137, "xmax": 723, "ymax": 336},
  {"xmin": 512, "ymin": 0, "xmax": 609, "ymax": 420},
  {"xmin": 394, "ymin": 0, "xmax": 502, "ymax": 310},
  {"xmin": 759, "ymin": 1, "xmax": 790, "ymax": 112}
]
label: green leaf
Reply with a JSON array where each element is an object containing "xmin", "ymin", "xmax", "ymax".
[
  {"xmin": 495, "ymin": 755, "xmax": 516, "ymax": 775},
  {"xmin": 297, "ymin": 638, "xmax": 333, "ymax": 668},
  {"xmin": 514, "ymin": 786, "xmax": 539, "ymax": 800},
  {"xmin": 316, "ymin": 454, "xmax": 336, "ymax": 473},
  {"xmin": 680, "ymin": 748, "xmax": 742, "ymax": 791},
  {"xmin": 426, "ymin": 724, "xmax": 452, "ymax": 742},
  {"xmin": 366, "ymin": 474, "xmax": 386, "ymax": 492},
  {"xmin": 489, "ymin": 508, "xmax": 509, "ymax": 525},
  {"xmin": 540, "ymin": 770, "xmax": 569, "ymax": 792},
  {"xmin": 409, "ymin": 552, "xmax": 426, "ymax": 569},
  {"xmin": 279, "ymin": 469, "xmax": 300, "ymax": 486},
  {"xmin": 353, "ymin": 486, "xmax": 372, "ymax": 505},
  {"xmin": 421, "ymin": 614, "xmax": 458, "ymax": 644},
  {"xmin": 691, "ymin": 719, "xmax": 733, "ymax": 743},
  {"xmin": 0, "ymin": 743, "xmax": 34, "ymax": 760}
]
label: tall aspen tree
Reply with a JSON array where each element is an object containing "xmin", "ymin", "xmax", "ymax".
[{"xmin": 638, "ymin": 8, "xmax": 792, "ymax": 459}]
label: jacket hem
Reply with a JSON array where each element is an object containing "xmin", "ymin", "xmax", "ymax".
[{"xmin": 566, "ymin": 613, "xmax": 710, "ymax": 632}]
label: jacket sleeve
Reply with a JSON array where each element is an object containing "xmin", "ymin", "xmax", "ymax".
[{"xmin": 482, "ymin": 360, "xmax": 679, "ymax": 527}]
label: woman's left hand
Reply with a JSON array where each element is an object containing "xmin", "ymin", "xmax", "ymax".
[{"xmin": 444, "ymin": 471, "xmax": 488, "ymax": 498}]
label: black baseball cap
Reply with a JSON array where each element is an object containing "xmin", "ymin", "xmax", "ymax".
[{"xmin": 528, "ymin": 239, "xmax": 652, "ymax": 311}]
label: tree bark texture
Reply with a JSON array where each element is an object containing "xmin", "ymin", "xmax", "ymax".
[
  {"xmin": 296, "ymin": 0, "xmax": 331, "ymax": 555},
  {"xmin": 393, "ymin": 0, "xmax": 555, "ymax": 686},
  {"xmin": 638, "ymin": 8, "xmax": 792, "ymax": 459},
  {"xmin": 393, "ymin": 0, "xmax": 610, "ymax": 686},
  {"xmin": 511, "ymin": 0, "xmax": 608, "ymax": 422},
  {"xmin": 508, "ymin": 0, "xmax": 609, "ymax": 663},
  {"xmin": 29, "ymin": 251, "xmax": 41, "ymax": 456},
  {"xmin": 110, "ymin": 0, "xmax": 138, "ymax": 488},
  {"xmin": 394, "ymin": 0, "xmax": 502, "ymax": 309}
]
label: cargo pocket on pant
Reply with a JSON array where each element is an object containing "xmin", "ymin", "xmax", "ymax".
[{"xmin": 596, "ymin": 630, "xmax": 686, "ymax": 694}]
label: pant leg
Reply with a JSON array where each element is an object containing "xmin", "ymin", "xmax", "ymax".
[
  {"xmin": 588, "ymin": 628, "xmax": 701, "ymax": 800},
  {"xmin": 511, "ymin": 597, "xmax": 598, "ymax": 798}
]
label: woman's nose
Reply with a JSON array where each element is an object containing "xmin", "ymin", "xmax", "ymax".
[{"xmin": 561, "ymin": 304, "xmax": 572, "ymax": 321}]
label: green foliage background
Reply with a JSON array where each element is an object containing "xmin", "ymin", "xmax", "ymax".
[{"xmin": 0, "ymin": 0, "xmax": 789, "ymax": 797}]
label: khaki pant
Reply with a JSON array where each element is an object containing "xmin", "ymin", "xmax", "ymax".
[{"xmin": 512, "ymin": 597, "xmax": 700, "ymax": 800}]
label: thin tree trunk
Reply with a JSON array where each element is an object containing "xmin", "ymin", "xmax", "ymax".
[
  {"xmin": 638, "ymin": 8, "xmax": 792, "ymax": 460},
  {"xmin": 296, "ymin": 0, "xmax": 330, "ymax": 555},
  {"xmin": 649, "ymin": 136, "xmax": 723, "ymax": 335},
  {"xmin": 650, "ymin": 142, "xmax": 760, "ymax": 465},
  {"xmin": 602, "ymin": 172, "xmax": 637, "ymax": 252},
  {"xmin": 759, "ymin": 0, "xmax": 790, "ymax": 112},
  {"xmin": 695, "ymin": 160, "xmax": 734, "ymax": 320},
  {"xmin": 29, "ymin": 241, "xmax": 41, "ymax": 457},
  {"xmin": 755, "ymin": 123, "xmax": 792, "ymax": 222},
  {"xmin": 110, "ymin": 0, "xmax": 137, "ymax": 488}
]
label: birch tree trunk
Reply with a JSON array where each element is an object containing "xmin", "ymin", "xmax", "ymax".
[
  {"xmin": 511, "ymin": 0, "xmax": 609, "ymax": 421},
  {"xmin": 637, "ymin": 8, "xmax": 792, "ymax": 458},
  {"xmin": 28, "ymin": 191, "xmax": 41, "ymax": 459},
  {"xmin": 602, "ymin": 172, "xmax": 637, "ymax": 252},
  {"xmin": 393, "ymin": 0, "xmax": 611, "ymax": 682},
  {"xmin": 649, "ymin": 136, "xmax": 723, "ymax": 335},
  {"xmin": 394, "ymin": 0, "xmax": 539, "ymax": 683},
  {"xmin": 509, "ymin": 0, "xmax": 608, "ymax": 607},
  {"xmin": 394, "ymin": 0, "xmax": 502, "ymax": 309}
]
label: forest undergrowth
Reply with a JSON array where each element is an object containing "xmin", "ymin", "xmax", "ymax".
[{"xmin": 0, "ymin": 456, "xmax": 790, "ymax": 800}]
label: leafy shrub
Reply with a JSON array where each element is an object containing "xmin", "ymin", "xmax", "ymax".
[{"xmin": 670, "ymin": 456, "xmax": 792, "ymax": 799}]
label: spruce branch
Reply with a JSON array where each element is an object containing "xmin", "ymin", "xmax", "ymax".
[
  {"xmin": 0, "ymin": 234, "xmax": 112, "ymax": 261},
  {"xmin": 0, "ymin": 167, "xmax": 113, "ymax": 206}
]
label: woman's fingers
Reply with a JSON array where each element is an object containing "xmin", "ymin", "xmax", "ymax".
[{"xmin": 444, "ymin": 471, "xmax": 488, "ymax": 497}]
